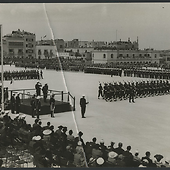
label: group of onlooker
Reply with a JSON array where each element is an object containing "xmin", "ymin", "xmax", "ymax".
[{"xmin": 0, "ymin": 111, "xmax": 169, "ymax": 168}]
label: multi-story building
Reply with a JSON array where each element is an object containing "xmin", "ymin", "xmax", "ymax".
[
  {"xmin": 3, "ymin": 29, "xmax": 36, "ymax": 59},
  {"xmin": 92, "ymin": 49, "xmax": 161, "ymax": 65},
  {"xmin": 36, "ymin": 40, "xmax": 56, "ymax": 59},
  {"xmin": 54, "ymin": 39, "xmax": 65, "ymax": 52},
  {"xmin": 64, "ymin": 39, "xmax": 79, "ymax": 48},
  {"xmin": 79, "ymin": 40, "xmax": 106, "ymax": 48},
  {"xmin": 107, "ymin": 38, "xmax": 139, "ymax": 50}
]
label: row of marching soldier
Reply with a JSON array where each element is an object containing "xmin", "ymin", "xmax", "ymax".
[{"xmin": 98, "ymin": 79, "xmax": 170, "ymax": 103}]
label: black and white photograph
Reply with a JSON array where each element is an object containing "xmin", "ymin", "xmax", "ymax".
[{"xmin": 0, "ymin": 3, "xmax": 170, "ymax": 168}]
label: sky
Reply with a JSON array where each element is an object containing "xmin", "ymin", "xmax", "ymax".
[{"xmin": 0, "ymin": 3, "xmax": 170, "ymax": 50}]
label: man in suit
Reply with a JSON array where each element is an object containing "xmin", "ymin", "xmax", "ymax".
[{"xmin": 80, "ymin": 95, "xmax": 89, "ymax": 118}]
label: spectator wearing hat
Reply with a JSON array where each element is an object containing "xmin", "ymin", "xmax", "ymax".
[
  {"xmin": 36, "ymin": 96, "xmax": 41, "ymax": 119},
  {"xmin": 154, "ymin": 154, "xmax": 164, "ymax": 167},
  {"xmin": 10, "ymin": 93, "xmax": 16, "ymax": 114},
  {"xmin": 30, "ymin": 95, "xmax": 36, "ymax": 118},
  {"xmin": 15, "ymin": 93, "xmax": 21, "ymax": 114},
  {"xmin": 80, "ymin": 95, "xmax": 89, "ymax": 118},
  {"xmin": 106, "ymin": 151, "xmax": 118, "ymax": 167},
  {"xmin": 98, "ymin": 83, "xmax": 103, "ymax": 99},
  {"xmin": 55, "ymin": 125, "xmax": 63, "ymax": 137},
  {"xmin": 49, "ymin": 94, "xmax": 55, "ymax": 118}
]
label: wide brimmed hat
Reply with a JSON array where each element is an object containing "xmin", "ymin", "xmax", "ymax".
[
  {"xmin": 77, "ymin": 141, "xmax": 82, "ymax": 146},
  {"xmin": 14, "ymin": 114, "xmax": 20, "ymax": 118},
  {"xmin": 108, "ymin": 151, "xmax": 118, "ymax": 159},
  {"xmin": 5, "ymin": 111, "xmax": 9, "ymax": 114},
  {"xmin": 96, "ymin": 157, "xmax": 104, "ymax": 165},
  {"xmin": 20, "ymin": 114, "xmax": 26, "ymax": 119},
  {"xmin": 154, "ymin": 154, "xmax": 163, "ymax": 161},
  {"xmin": 43, "ymin": 129, "xmax": 52, "ymax": 135},
  {"xmin": 36, "ymin": 96, "xmax": 41, "ymax": 99},
  {"xmin": 32, "ymin": 135, "xmax": 41, "ymax": 141},
  {"xmin": 58, "ymin": 125, "xmax": 63, "ymax": 129}
]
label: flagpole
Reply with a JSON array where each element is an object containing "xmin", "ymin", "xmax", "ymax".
[{"xmin": 1, "ymin": 25, "xmax": 4, "ymax": 112}]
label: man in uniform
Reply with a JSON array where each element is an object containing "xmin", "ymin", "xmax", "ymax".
[
  {"xmin": 11, "ymin": 93, "xmax": 16, "ymax": 114},
  {"xmin": 42, "ymin": 84, "xmax": 48, "ymax": 102},
  {"xmin": 35, "ymin": 82, "xmax": 42, "ymax": 96},
  {"xmin": 98, "ymin": 83, "xmax": 103, "ymax": 99},
  {"xmin": 36, "ymin": 96, "xmax": 41, "ymax": 120},
  {"xmin": 129, "ymin": 85, "xmax": 135, "ymax": 103},
  {"xmin": 49, "ymin": 94, "xmax": 55, "ymax": 118},
  {"xmin": 30, "ymin": 95, "xmax": 36, "ymax": 118},
  {"xmin": 80, "ymin": 95, "xmax": 89, "ymax": 118},
  {"xmin": 15, "ymin": 93, "xmax": 21, "ymax": 114}
]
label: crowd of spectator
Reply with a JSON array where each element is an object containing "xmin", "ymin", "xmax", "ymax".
[{"xmin": 0, "ymin": 111, "xmax": 169, "ymax": 168}]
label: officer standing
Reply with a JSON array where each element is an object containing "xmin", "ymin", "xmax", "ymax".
[
  {"xmin": 35, "ymin": 82, "xmax": 42, "ymax": 96},
  {"xmin": 49, "ymin": 94, "xmax": 55, "ymax": 118},
  {"xmin": 16, "ymin": 93, "xmax": 21, "ymax": 114},
  {"xmin": 80, "ymin": 95, "xmax": 89, "ymax": 118},
  {"xmin": 98, "ymin": 83, "xmax": 103, "ymax": 99},
  {"xmin": 30, "ymin": 95, "xmax": 36, "ymax": 118},
  {"xmin": 129, "ymin": 86, "xmax": 135, "ymax": 103},
  {"xmin": 42, "ymin": 84, "xmax": 48, "ymax": 102},
  {"xmin": 11, "ymin": 93, "xmax": 16, "ymax": 114},
  {"xmin": 36, "ymin": 96, "xmax": 41, "ymax": 119}
]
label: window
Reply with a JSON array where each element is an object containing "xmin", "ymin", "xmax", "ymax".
[
  {"xmin": 9, "ymin": 42, "xmax": 23, "ymax": 47},
  {"xmin": 111, "ymin": 54, "xmax": 113, "ymax": 58},
  {"xmin": 60, "ymin": 45, "xmax": 63, "ymax": 48},
  {"xmin": 9, "ymin": 49, "xmax": 14, "ymax": 53},
  {"xmin": 18, "ymin": 49, "xmax": 23, "ymax": 54},
  {"xmin": 38, "ymin": 50, "xmax": 41, "ymax": 55},
  {"xmin": 139, "ymin": 54, "xmax": 142, "ymax": 57},
  {"xmin": 155, "ymin": 54, "xmax": 157, "ymax": 58},
  {"xmin": 103, "ymin": 54, "xmax": 106, "ymax": 58},
  {"xmin": 127, "ymin": 54, "xmax": 129, "ymax": 57}
]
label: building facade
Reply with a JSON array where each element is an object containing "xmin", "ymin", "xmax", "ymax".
[
  {"xmin": 36, "ymin": 45, "xmax": 56, "ymax": 59},
  {"xmin": 92, "ymin": 49, "xmax": 161, "ymax": 65},
  {"xmin": 3, "ymin": 29, "xmax": 36, "ymax": 59}
]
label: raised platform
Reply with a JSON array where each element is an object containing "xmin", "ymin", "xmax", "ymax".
[
  {"xmin": 21, "ymin": 98, "xmax": 72, "ymax": 115},
  {"xmin": 7, "ymin": 98, "xmax": 72, "ymax": 115}
]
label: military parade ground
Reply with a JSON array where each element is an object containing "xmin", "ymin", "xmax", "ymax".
[{"xmin": 1, "ymin": 64, "xmax": 170, "ymax": 167}]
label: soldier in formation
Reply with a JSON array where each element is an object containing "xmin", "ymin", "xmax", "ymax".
[
  {"xmin": 99, "ymin": 80, "xmax": 170, "ymax": 102},
  {"xmin": 124, "ymin": 69, "xmax": 170, "ymax": 79},
  {"xmin": 0, "ymin": 70, "xmax": 40, "ymax": 81}
]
